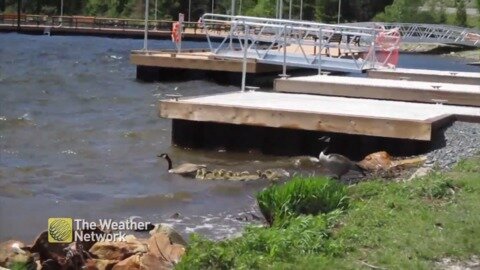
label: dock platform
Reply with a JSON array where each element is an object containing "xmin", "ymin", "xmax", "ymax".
[
  {"xmin": 131, "ymin": 51, "xmax": 282, "ymax": 73},
  {"xmin": 368, "ymin": 68, "xmax": 480, "ymax": 85},
  {"xmin": 274, "ymin": 75, "xmax": 480, "ymax": 107},
  {"xmin": 159, "ymin": 91, "xmax": 480, "ymax": 141}
]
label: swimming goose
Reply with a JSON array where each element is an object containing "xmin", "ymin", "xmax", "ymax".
[
  {"xmin": 318, "ymin": 150, "xmax": 366, "ymax": 179},
  {"xmin": 158, "ymin": 153, "xmax": 206, "ymax": 177}
]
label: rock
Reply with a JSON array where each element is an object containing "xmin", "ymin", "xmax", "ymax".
[
  {"xmin": 84, "ymin": 258, "xmax": 118, "ymax": 270},
  {"xmin": 147, "ymin": 232, "xmax": 185, "ymax": 265},
  {"xmin": 358, "ymin": 151, "xmax": 393, "ymax": 171},
  {"xmin": 89, "ymin": 240, "xmax": 147, "ymax": 261},
  {"xmin": 27, "ymin": 231, "xmax": 68, "ymax": 263},
  {"xmin": 169, "ymin": 213, "xmax": 181, "ymax": 219},
  {"xmin": 408, "ymin": 166, "xmax": 433, "ymax": 181},
  {"xmin": 391, "ymin": 156, "xmax": 427, "ymax": 170},
  {"xmin": 0, "ymin": 240, "xmax": 36, "ymax": 270},
  {"xmin": 139, "ymin": 253, "xmax": 171, "ymax": 270},
  {"xmin": 149, "ymin": 224, "xmax": 187, "ymax": 246},
  {"xmin": 112, "ymin": 254, "xmax": 141, "ymax": 270}
]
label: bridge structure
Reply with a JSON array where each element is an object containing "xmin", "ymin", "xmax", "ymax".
[
  {"xmin": 347, "ymin": 22, "xmax": 480, "ymax": 47},
  {"xmin": 199, "ymin": 14, "xmax": 401, "ymax": 75}
]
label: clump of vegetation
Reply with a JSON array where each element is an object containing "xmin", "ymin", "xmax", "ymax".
[
  {"xmin": 256, "ymin": 177, "xmax": 349, "ymax": 225},
  {"xmin": 177, "ymin": 155, "xmax": 480, "ymax": 269},
  {"xmin": 176, "ymin": 211, "xmax": 343, "ymax": 269}
]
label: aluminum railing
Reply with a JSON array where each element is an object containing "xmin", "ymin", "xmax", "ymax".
[
  {"xmin": 199, "ymin": 14, "xmax": 396, "ymax": 73},
  {"xmin": 346, "ymin": 22, "xmax": 480, "ymax": 47}
]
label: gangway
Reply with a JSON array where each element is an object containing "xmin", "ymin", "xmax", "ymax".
[
  {"xmin": 198, "ymin": 14, "xmax": 400, "ymax": 74},
  {"xmin": 346, "ymin": 22, "xmax": 480, "ymax": 47}
]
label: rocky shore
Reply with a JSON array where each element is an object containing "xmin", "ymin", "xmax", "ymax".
[
  {"xmin": 400, "ymin": 43, "xmax": 480, "ymax": 61},
  {"xmin": 0, "ymin": 224, "xmax": 187, "ymax": 270}
]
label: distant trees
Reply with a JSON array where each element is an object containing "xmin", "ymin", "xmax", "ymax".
[
  {"xmin": 374, "ymin": 0, "xmax": 431, "ymax": 23},
  {"xmin": 455, "ymin": 0, "xmax": 467, "ymax": 26}
]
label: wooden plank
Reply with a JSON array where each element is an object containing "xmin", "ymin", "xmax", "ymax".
[
  {"xmin": 368, "ymin": 68, "xmax": 480, "ymax": 85},
  {"xmin": 130, "ymin": 52, "xmax": 282, "ymax": 73},
  {"xmin": 274, "ymin": 75, "xmax": 480, "ymax": 107},
  {"xmin": 157, "ymin": 92, "xmax": 457, "ymax": 141}
]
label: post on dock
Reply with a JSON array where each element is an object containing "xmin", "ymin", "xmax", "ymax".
[
  {"xmin": 16, "ymin": 0, "xmax": 21, "ymax": 31},
  {"xmin": 143, "ymin": 0, "xmax": 149, "ymax": 51},
  {"xmin": 241, "ymin": 22, "xmax": 248, "ymax": 92}
]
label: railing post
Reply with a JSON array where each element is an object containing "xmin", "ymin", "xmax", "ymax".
[
  {"xmin": 241, "ymin": 21, "xmax": 248, "ymax": 92},
  {"xmin": 143, "ymin": 0, "xmax": 149, "ymax": 51},
  {"xmin": 282, "ymin": 24, "xmax": 287, "ymax": 77},
  {"xmin": 318, "ymin": 28, "xmax": 322, "ymax": 75}
]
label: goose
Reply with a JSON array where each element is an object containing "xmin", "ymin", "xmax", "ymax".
[
  {"xmin": 318, "ymin": 149, "xmax": 366, "ymax": 179},
  {"xmin": 158, "ymin": 153, "xmax": 206, "ymax": 177}
]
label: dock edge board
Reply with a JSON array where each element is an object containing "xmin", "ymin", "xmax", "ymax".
[
  {"xmin": 157, "ymin": 100, "xmax": 446, "ymax": 141},
  {"xmin": 274, "ymin": 79, "xmax": 480, "ymax": 107}
]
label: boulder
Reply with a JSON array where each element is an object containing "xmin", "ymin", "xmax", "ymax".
[
  {"xmin": 112, "ymin": 254, "xmax": 140, "ymax": 270},
  {"xmin": 0, "ymin": 240, "xmax": 36, "ymax": 270},
  {"xmin": 149, "ymin": 224, "xmax": 187, "ymax": 246},
  {"xmin": 84, "ymin": 258, "xmax": 118, "ymax": 270},
  {"xmin": 358, "ymin": 151, "xmax": 393, "ymax": 171},
  {"xmin": 147, "ymin": 232, "xmax": 185, "ymax": 265},
  {"xmin": 139, "ymin": 253, "xmax": 171, "ymax": 270},
  {"xmin": 27, "ymin": 231, "xmax": 68, "ymax": 263},
  {"xmin": 89, "ymin": 240, "xmax": 147, "ymax": 261}
]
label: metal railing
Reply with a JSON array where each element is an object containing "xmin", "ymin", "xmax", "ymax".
[
  {"xmin": 346, "ymin": 22, "xmax": 480, "ymax": 47},
  {"xmin": 200, "ymin": 14, "xmax": 394, "ymax": 74}
]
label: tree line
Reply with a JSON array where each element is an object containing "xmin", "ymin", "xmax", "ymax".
[{"xmin": 0, "ymin": 0, "xmax": 477, "ymax": 26}]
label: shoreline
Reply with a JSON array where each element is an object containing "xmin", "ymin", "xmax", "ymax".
[{"xmin": 400, "ymin": 42, "xmax": 480, "ymax": 61}]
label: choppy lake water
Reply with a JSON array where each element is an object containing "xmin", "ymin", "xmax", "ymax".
[{"xmin": 0, "ymin": 33, "xmax": 478, "ymax": 242}]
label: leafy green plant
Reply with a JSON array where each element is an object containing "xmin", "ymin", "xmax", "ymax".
[{"xmin": 256, "ymin": 177, "xmax": 348, "ymax": 225}]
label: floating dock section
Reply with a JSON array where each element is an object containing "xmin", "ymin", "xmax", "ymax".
[
  {"xmin": 131, "ymin": 51, "xmax": 282, "ymax": 74},
  {"xmin": 274, "ymin": 75, "xmax": 480, "ymax": 107},
  {"xmin": 368, "ymin": 68, "xmax": 480, "ymax": 85},
  {"xmin": 159, "ymin": 91, "xmax": 480, "ymax": 141}
]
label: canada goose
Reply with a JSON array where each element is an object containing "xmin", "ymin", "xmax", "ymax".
[
  {"xmin": 318, "ymin": 150, "xmax": 366, "ymax": 179},
  {"xmin": 158, "ymin": 153, "xmax": 206, "ymax": 177}
]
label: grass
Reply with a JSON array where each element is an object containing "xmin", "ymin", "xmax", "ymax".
[
  {"xmin": 176, "ymin": 155, "xmax": 480, "ymax": 269},
  {"xmin": 256, "ymin": 177, "xmax": 348, "ymax": 225}
]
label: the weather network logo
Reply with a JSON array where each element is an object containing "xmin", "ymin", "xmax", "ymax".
[{"xmin": 48, "ymin": 218, "xmax": 73, "ymax": 243}]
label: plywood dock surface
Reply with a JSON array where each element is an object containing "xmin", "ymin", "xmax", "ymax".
[
  {"xmin": 368, "ymin": 68, "xmax": 480, "ymax": 85},
  {"xmin": 274, "ymin": 75, "xmax": 480, "ymax": 106},
  {"xmin": 130, "ymin": 51, "xmax": 283, "ymax": 73},
  {"xmin": 159, "ymin": 91, "xmax": 480, "ymax": 141}
]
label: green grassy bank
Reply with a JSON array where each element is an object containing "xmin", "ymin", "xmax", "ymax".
[{"xmin": 176, "ymin": 155, "xmax": 480, "ymax": 269}]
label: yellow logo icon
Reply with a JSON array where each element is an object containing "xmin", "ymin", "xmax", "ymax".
[{"xmin": 48, "ymin": 218, "xmax": 73, "ymax": 243}]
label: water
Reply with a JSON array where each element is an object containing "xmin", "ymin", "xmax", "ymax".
[{"xmin": 0, "ymin": 33, "xmax": 478, "ymax": 242}]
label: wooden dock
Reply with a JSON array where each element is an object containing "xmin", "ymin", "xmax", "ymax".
[
  {"xmin": 368, "ymin": 68, "xmax": 480, "ymax": 85},
  {"xmin": 274, "ymin": 75, "xmax": 480, "ymax": 107},
  {"xmin": 131, "ymin": 51, "xmax": 282, "ymax": 73},
  {"xmin": 159, "ymin": 91, "xmax": 480, "ymax": 141}
]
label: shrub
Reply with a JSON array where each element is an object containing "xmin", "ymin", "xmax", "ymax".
[{"xmin": 256, "ymin": 177, "xmax": 349, "ymax": 225}]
